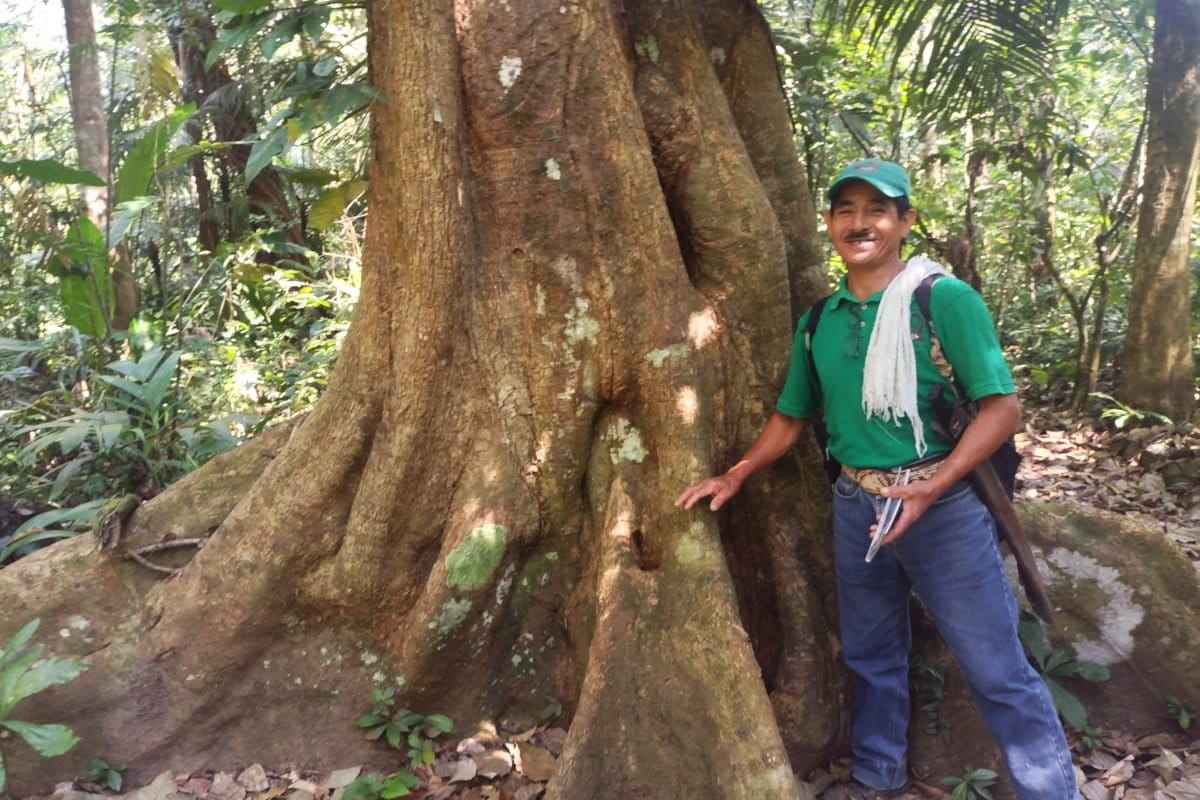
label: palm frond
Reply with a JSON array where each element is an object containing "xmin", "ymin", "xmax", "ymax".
[{"xmin": 829, "ymin": 0, "xmax": 1070, "ymax": 121}]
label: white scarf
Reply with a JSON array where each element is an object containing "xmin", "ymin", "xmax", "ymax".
[{"xmin": 860, "ymin": 255, "xmax": 950, "ymax": 457}]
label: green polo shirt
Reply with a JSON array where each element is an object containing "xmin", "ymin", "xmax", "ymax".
[{"xmin": 776, "ymin": 274, "xmax": 1015, "ymax": 469}]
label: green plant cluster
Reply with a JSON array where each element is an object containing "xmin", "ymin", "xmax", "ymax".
[
  {"xmin": 0, "ymin": 619, "xmax": 89, "ymax": 795},
  {"xmin": 345, "ymin": 688, "xmax": 456, "ymax": 799},
  {"xmin": 1017, "ymin": 611, "xmax": 1110, "ymax": 734}
]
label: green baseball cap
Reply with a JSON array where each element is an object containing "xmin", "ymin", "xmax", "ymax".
[{"xmin": 827, "ymin": 157, "xmax": 911, "ymax": 202}]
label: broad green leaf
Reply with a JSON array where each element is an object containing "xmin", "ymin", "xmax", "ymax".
[
  {"xmin": 385, "ymin": 723, "xmax": 401, "ymax": 749},
  {"xmin": 356, "ymin": 713, "xmax": 386, "ymax": 728},
  {"xmin": 0, "ymin": 159, "xmax": 105, "ymax": 186},
  {"xmin": 11, "ymin": 657, "xmax": 89, "ymax": 702},
  {"xmin": 244, "ymin": 127, "xmax": 289, "ymax": 184},
  {"xmin": 1043, "ymin": 645, "xmax": 1078, "ymax": 677},
  {"xmin": 205, "ymin": 11, "xmax": 275, "ymax": 69},
  {"xmin": 98, "ymin": 374, "xmax": 148, "ymax": 405},
  {"xmin": 395, "ymin": 710, "xmax": 422, "ymax": 731},
  {"xmin": 1074, "ymin": 661, "xmax": 1110, "ymax": 682},
  {"xmin": 59, "ymin": 220, "xmax": 113, "ymax": 338},
  {"xmin": 1017, "ymin": 612, "xmax": 1047, "ymax": 669},
  {"xmin": 141, "ymin": 350, "xmax": 182, "ymax": 415},
  {"xmin": 0, "ymin": 620, "xmax": 40, "ymax": 671},
  {"xmin": 312, "ymin": 58, "xmax": 337, "ymax": 78},
  {"xmin": 114, "ymin": 105, "xmax": 197, "ymax": 205},
  {"xmin": 1, "ymin": 720, "xmax": 81, "ymax": 757},
  {"xmin": 211, "ymin": 0, "xmax": 270, "ymax": 13},
  {"xmin": 379, "ymin": 776, "xmax": 412, "ymax": 799},
  {"xmin": 317, "ymin": 84, "xmax": 378, "ymax": 126},
  {"xmin": 109, "ymin": 197, "xmax": 160, "ymax": 247},
  {"xmin": 261, "ymin": 13, "xmax": 303, "ymax": 60},
  {"xmin": 0, "ymin": 757, "xmax": 6, "ymax": 794},
  {"xmin": 1044, "ymin": 676, "xmax": 1089, "ymax": 730},
  {"xmin": 0, "ymin": 648, "xmax": 42, "ymax": 716},
  {"xmin": 283, "ymin": 166, "xmax": 339, "ymax": 187},
  {"xmin": 423, "ymin": 714, "xmax": 453, "ymax": 734},
  {"xmin": 0, "ymin": 529, "xmax": 78, "ymax": 564},
  {"xmin": 309, "ymin": 180, "xmax": 367, "ymax": 229},
  {"xmin": 302, "ymin": 7, "xmax": 330, "ymax": 42},
  {"xmin": 10, "ymin": 500, "xmax": 107, "ymax": 539},
  {"xmin": 57, "ymin": 415, "xmax": 94, "ymax": 454}
]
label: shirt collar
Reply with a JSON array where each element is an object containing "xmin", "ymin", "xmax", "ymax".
[{"xmin": 828, "ymin": 275, "xmax": 885, "ymax": 309}]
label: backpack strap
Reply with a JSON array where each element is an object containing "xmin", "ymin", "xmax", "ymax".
[{"xmin": 803, "ymin": 294, "xmax": 832, "ymax": 391}]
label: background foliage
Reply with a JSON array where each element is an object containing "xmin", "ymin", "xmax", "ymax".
[{"xmin": 0, "ymin": 0, "xmax": 1195, "ymax": 558}]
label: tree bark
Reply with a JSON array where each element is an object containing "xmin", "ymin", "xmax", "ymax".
[
  {"xmin": 61, "ymin": 0, "xmax": 139, "ymax": 332},
  {"xmin": 1119, "ymin": 0, "xmax": 1199, "ymax": 421},
  {"xmin": 3, "ymin": 1, "xmax": 835, "ymax": 796}
]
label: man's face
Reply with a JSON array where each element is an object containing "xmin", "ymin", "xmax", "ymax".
[{"xmin": 823, "ymin": 181, "xmax": 917, "ymax": 271}]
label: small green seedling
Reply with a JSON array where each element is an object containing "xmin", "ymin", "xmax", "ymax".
[
  {"xmin": 0, "ymin": 619, "xmax": 90, "ymax": 795},
  {"xmin": 355, "ymin": 688, "xmax": 455, "ymax": 769},
  {"xmin": 341, "ymin": 770, "xmax": 421, "ymax": 800},
  {"xmin": 1166, "ymin": 694, "xmax": 1193, "ymax": 730},
  {"xmin": 1018, "ymin": 611, "xmax": 1109, "ymax": 731},
  {"xmin": 940, "ymin": 766, "xmax": 999, "ymax": 800},
  {"xmin": 85, "ymin": 758, "xmax": 126, "ymax": 792},
  {"xmin": 909, "ymin": 656, "xmax": 952, "ymax": 743}
]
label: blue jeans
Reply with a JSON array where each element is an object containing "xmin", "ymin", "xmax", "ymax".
[{"xmin": 832, "ymin": 474, "xmax": 1079, "ymax": 799}]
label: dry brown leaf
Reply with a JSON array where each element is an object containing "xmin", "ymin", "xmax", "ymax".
[
  {"xmin": 1081, "ymin": 779, "xmax": 1111, "ymax": 800},
  {"xmin": 210, "ymin": 773, "xmax": 247, "ymax": 800},
  {"xmin": 1160, "ymin": 774, "xmax": 1200, "ymax": 799},
  {"xmin": 474, "ymin": 749, "xmax": 514, "ymax": 779},
  {"xmin": 516, "ymin": 744, "xmax": 555, "ymax": 783},
  {"xmin": 1104, "ymin": 757, "xmax": 1135, "ymax": 787},
  {"xmin": 237, "ymin": 766, "xmax": 269, "ymax": 793},
  {"xmin": 1089, "ymin": 751, "xmax": 1121, "ymax": 771}
]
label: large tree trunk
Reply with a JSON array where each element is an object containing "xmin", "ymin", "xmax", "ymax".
[
  {"xmin": 1119, "ymin": 0, "xmax": 1199, "ymax": 421},
  {"xmin": 61, "ymin": 0, "xmax": 139, "ymax": 332},
  {"xmin": 4, "ymin": 1, "xmax": 836, "ymax": 797}
]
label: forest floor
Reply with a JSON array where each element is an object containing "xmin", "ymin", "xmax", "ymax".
[{"xmin": 13, "ymin": 413, "xmax": 1200, "ymax": 800}]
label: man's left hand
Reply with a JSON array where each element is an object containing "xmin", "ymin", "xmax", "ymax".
[{"xmin": 870, "ymin": 479, "xmax": 941, "ymax": 546}]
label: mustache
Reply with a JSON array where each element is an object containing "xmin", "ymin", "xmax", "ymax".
[{"xmin": 844, "ymin": 229, "xmax": 875, "ymax": 242}]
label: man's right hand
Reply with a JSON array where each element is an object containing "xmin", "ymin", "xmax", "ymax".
[{"xmin": 674, "ymin": 474, "xmax": 743, "ymax": 511}]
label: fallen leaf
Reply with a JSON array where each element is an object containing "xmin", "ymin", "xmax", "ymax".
[
  {"xmin": 1160, "ymin": 774, "xmax": 1200, "ymax": 799},
  {"xmin": 517, "ymin": 744, "xmax": 555, "ymax": 782},
  {"xmin": 323, "ymin": 768, "xmax": 361, "ymax": 793},
  {"xmin": 125, "ymin": 773, "xmax": 188, "ymax": 800},
  {"xmin": 457, "ymin": 737, "xmax": 488, "ymax": 756},
  {"xmin": 1080, "ymin": 779, "xmax": 1110, "ymax": 800},
  {"xmin": 510, "ymin": 725, "xmax": 544, "ymax": 744},
  {"xmin": 211, "ymin": 773, "xmax": 247, "ymax": 800},
  {"xmin": 1088, "ymin": 751, "xmax": 1120, "ymax": 771},
  {"xmin": 474, "ymin": 749, "xmax": 514, "ymax": 779},
  {"xmin": 238, "ymin": 765, "xmax": 270, "ymax": 793},
  {"xmin": 450, "ymin": 758, "xmax": 478, "ymax": 783},
  {"xmin": 1103, "ymin": 757, "xmax": 1135, "ymax": 787}
]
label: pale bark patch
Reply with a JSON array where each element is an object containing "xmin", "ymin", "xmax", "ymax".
[
  {"xmin": 498, "ymin": 55, "xmax": 522, "ymax": 88},
  {"xmin": 1044, "ymin": 546, "xmax": 1145, "ymax": 665}
]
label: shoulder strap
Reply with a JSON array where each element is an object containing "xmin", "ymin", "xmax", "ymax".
[
  {"xmin": 915, "ymin": 272, "xmax": 941, "ymax": 324},
  {"xmin": 804, "ymin": 294, "xmax": 832, "ymax": 390}
]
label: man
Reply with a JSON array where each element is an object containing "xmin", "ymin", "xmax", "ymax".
[{"xmin": 675, "ymin": 158, "xmax": 1079, "ymax": 799}]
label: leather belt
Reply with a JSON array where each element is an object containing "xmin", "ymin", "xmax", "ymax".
[{"xmin": 841, "ymin": 457, "xmax": 945, "ymax": 494}]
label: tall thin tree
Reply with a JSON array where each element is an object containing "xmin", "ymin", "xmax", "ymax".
[{"xmin": 1119, "ymin": 0, "xmax": 1199, "ymax": 420}]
